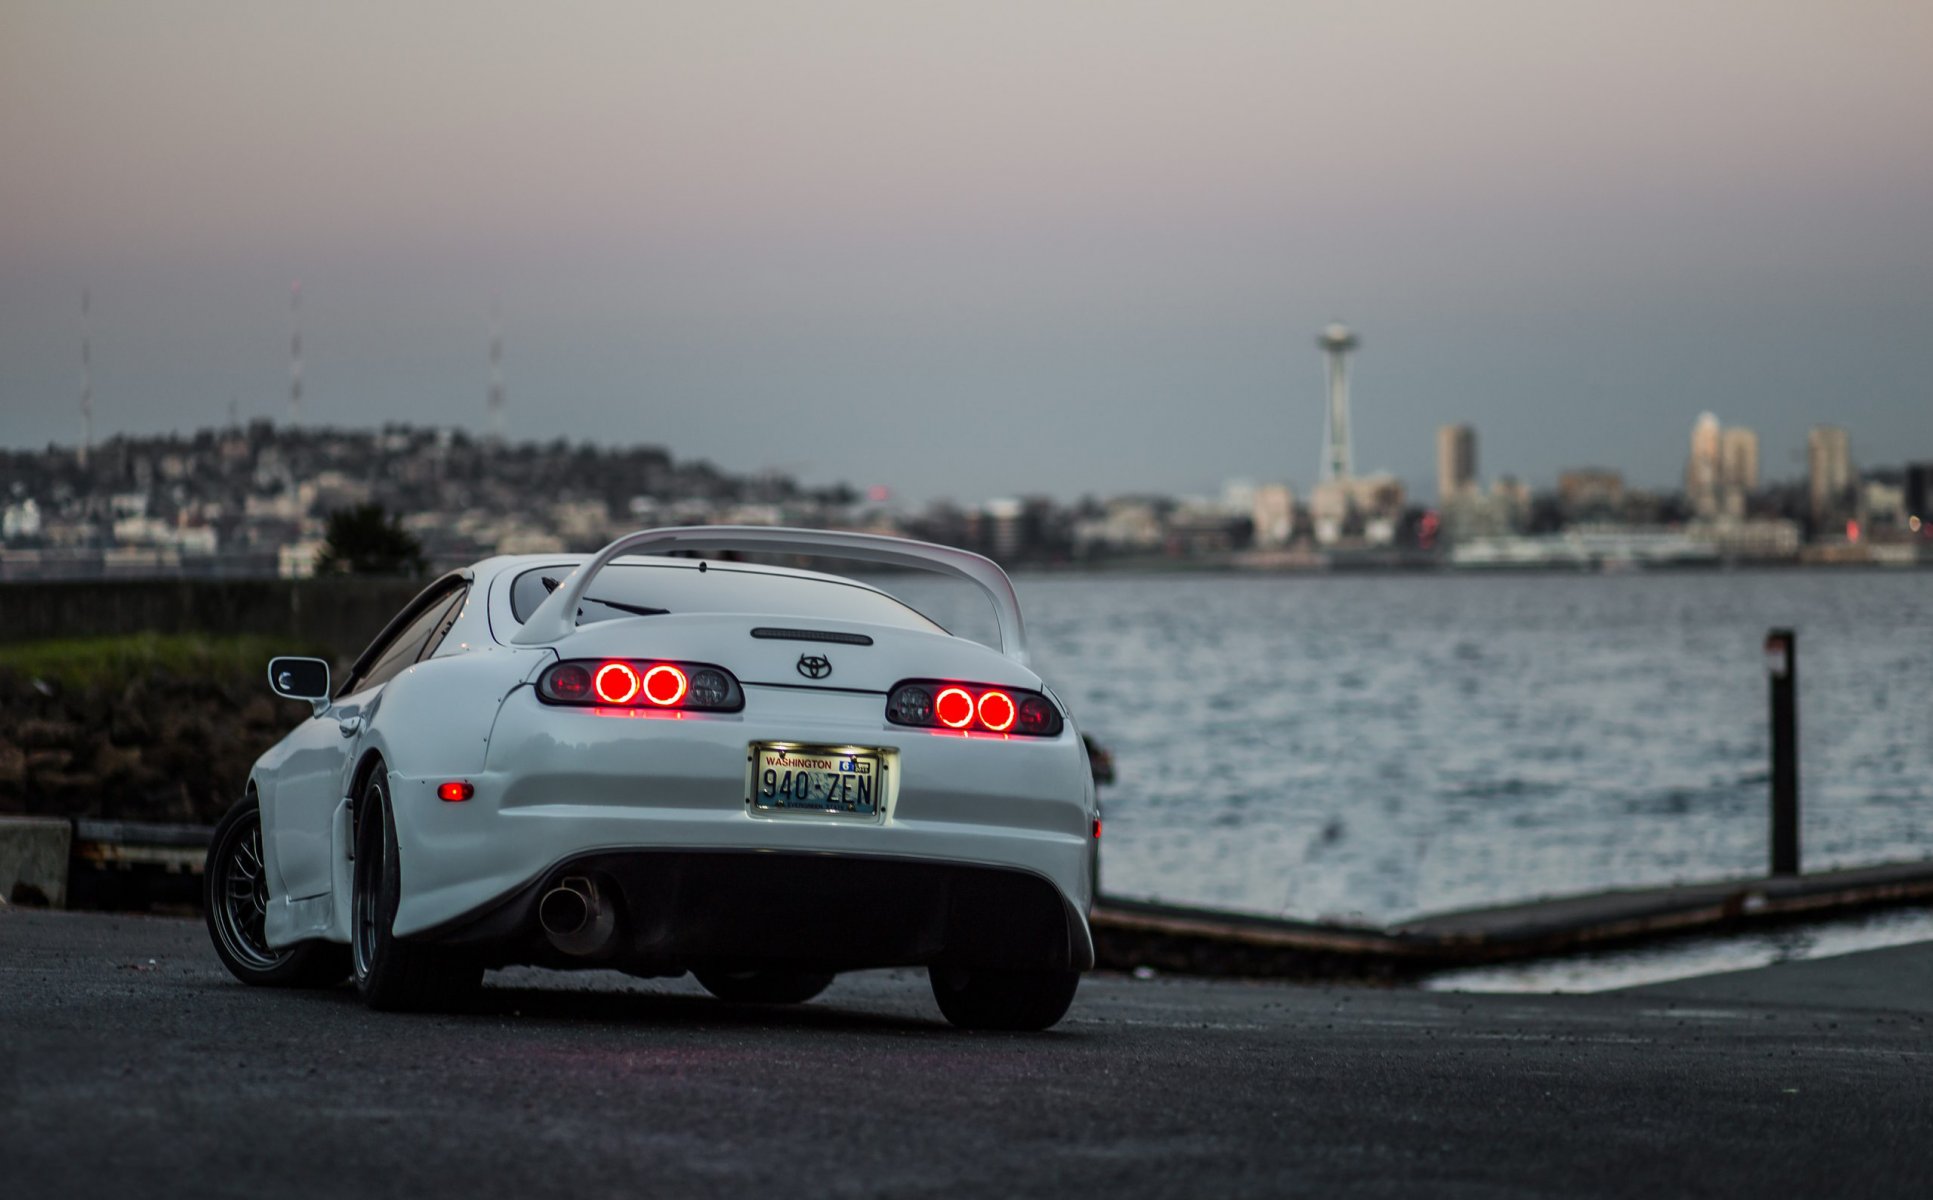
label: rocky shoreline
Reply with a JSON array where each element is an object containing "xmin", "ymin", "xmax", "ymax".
[{"xmin": 0, "ymin": 668, "xmax": 312, "ymax": 826}]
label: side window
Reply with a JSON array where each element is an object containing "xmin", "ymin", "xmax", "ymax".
[
  {"xmin": 415, "ymin": 586, "xmax": 469, "ymax": 664},
  {"xmin": 342, "ymin": 587, "xmax": 465, "ymax": 696}
]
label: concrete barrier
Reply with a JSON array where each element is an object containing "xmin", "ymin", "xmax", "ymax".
[{"xmin": 0, "ymin": 816, "xmax": 72, "ymax": 907}]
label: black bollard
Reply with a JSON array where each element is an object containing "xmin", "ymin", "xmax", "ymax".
[{"xmin": 1765, "ymin": 629, "xmax": 1799, "ymax": 876}]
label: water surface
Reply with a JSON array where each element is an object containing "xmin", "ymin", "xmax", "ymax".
[{"xmin": 891, "ymin": 570, "xmax": 1931, "ymax": 923}]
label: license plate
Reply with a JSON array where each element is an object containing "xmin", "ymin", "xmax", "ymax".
[{"xmin": 748, "ymin": 744, "xmax": 884, "ymax": 818}]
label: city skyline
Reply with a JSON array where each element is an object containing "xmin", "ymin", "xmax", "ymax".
[
  {"xmin": 4, "ymin": 378, "xmax": 1911, "ymax": 515},
  {"xmin": 3, "ymin": 2, "xmax": 1931, "ymax": 503}
]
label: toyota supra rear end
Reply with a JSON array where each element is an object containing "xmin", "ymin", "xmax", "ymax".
[{"xmin": 206, "ymin": 527, "xmax": 1098, "ymax": 1030}]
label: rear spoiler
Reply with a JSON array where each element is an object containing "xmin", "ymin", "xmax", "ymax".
[{"xmin": 510, "ymin": 525, "xmax": 1030, "ymax": 664}]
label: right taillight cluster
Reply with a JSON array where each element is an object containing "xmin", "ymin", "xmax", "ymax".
[{"xmin": 886, "ymin": 679, "xmax": 1064, "ymax": 737}]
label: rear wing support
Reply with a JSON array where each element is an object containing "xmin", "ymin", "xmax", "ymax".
[{"xmin": 509, "ymin": 525, "xmax": 1030, "ymax": 664}]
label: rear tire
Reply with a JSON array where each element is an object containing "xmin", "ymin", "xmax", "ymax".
[
  {"xmin": 929, "ymin": 966, "xmax": 1079, "ymax": 1031},
  {"xmin": 694, "ymin": 968, "xmax": 835, "ymax": 1005},
  {"xmin": 204, "ymin": 795, "xmax": 350, "ymax": 988},
  {"xmin": 352, "ymin": 767, "xmax": 482, "ymax": 1012}
]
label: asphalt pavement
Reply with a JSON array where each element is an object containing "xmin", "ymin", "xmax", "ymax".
[{"xmin": 3, "ymin": 907, "xmax": 1928, "ymax": 1198}]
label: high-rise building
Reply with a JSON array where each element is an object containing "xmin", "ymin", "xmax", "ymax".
[
  {"xmin": 1719, "ymin": 427, "xmax": 1758, "ymax": 492},
  {"xmin": 1686, "ymin": 413, "xmax": 1722, "ymax": 516},
  {"xmin": 1719, "ymin": 426, "xmax": 1759, "ymax": 517},
  {"xmin": 1436, "ymin": 424, "xmax": 1477, "ymax": 502},
  {"xmin": 1808, "ymin": 426, "xmax": 1853, "ymax": 524}
]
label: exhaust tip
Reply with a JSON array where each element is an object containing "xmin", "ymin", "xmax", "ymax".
[
  {"xmin": 537, "ymin": 876, "xmax": 619, "ymax": 956},
  {"xmin": 539, "ymin": 885, "xmax": 590, "ymax": 937}
]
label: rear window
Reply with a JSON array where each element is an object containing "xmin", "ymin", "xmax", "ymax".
[{"xmin": 509, "ymin": 561, "xmax": 947, "ymax": 634}]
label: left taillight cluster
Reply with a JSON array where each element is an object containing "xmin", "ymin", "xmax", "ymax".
[
  {"xmin": 537, "ymin": 659, "xmax": 744, "ymax": 712},
  {"xmin": 886, "ymin": 679, "xmax": 1064, "ymax": 736}
]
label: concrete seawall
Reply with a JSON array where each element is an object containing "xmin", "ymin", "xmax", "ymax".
[{"xmin": 0, "ymin": 577, "xmax": 422, "ymax": 650}]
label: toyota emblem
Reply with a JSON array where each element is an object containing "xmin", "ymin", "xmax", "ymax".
[{"xmin": 797, "ymin": 654, "xmax": 832, "ymax": 680}]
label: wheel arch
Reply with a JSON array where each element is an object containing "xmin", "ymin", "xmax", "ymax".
[{"xmin": 348, "ymin": 747, "xmax": 388, "ymax": 812}]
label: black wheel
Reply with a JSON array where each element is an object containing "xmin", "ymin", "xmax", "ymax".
[
  {"xmin": 204, "ymin": 795, "xmax": 350, "ymax": 988},
  {"xmin": 694, "ymin": 968, "xmax": 835, "ymax": 1005},
  {"xmin": 929, "ymin": 966, "xmax": 1079, "ymax": 1031},
  {"xmin": 352, "ymin": 766, "xmax": 482, "ymax": 1012}
]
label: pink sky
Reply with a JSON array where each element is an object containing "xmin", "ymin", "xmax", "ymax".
[{"xmin": 4, "ymin": 1, "xmax": 1930, "ymax": 499}]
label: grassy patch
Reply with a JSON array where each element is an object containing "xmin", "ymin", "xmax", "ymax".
[{"xmin": 0, "ymin": 633, "xmax": 333, "ymax": 690}]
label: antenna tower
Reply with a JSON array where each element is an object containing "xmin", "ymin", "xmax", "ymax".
[
  {"xmin": 1317, "ymin": 323, "xmax": 1359, "ymax": 482},
  {"xmin": 288, "ymin": 281, "xmax": 303, "ymax": 427},
  {"xmin": 488, "ymin": 298, "xmax": 506, "ymax": 441},
  {"xmin": 79, "ymin": 289, "xmax": 93, "ymax": 468}
]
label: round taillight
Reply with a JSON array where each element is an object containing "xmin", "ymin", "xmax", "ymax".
[
  {"xmin": 976, "ymin": 689, "xmax": 1016, "ymax": 732},
  {"xmin": 437, "ymin": 781, "xmax": 474, "ymax": 802},
  {"xmin": 934, "ymin": 686, "xmax": 975, "ymax": 729},
  {"xmin": 593, "ymin": 661, "xmax": 641, "ymax": 705},
  {"xmin": 642, "ymin": 664, "xmax": 688, "ymax": 707}
]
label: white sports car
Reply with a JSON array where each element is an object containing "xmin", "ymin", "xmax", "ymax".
[{"xmin": 205, "ymin": 527, "xmax": 1098, "ymax": 1029}]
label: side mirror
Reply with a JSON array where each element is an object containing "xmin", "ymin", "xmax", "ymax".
[{"xmin": 267, "ymin": 657, "xmax": 332, "ymax": 715}]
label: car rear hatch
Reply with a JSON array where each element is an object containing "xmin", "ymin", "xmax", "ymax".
[{"xmin": 531, "ymin": 613, "xmax": 1041, "ymax": 695}]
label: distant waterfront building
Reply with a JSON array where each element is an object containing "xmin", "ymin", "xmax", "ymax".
[
  {"xmin": 1492, "ymin": 475, "xmax": 1532, "ymax": 517},
  {"xmin": 983, "ymin": 497, "xmax": 1027, "ymax": 561},
  {"xmin": 2, "ymin": 498, "xmax": 42, "ymax": 540},
  {"xmin": 1557, "ymin": 469, "xmax": 1625, "ymax": 519},
  {"xmin": 1071, "ymin": 496, "xmax": 1167, "ymax": 556},
  {"xmin": 1311, "ymin": 473, "xmax": 1404, "ymax": 547},
  {"xmin": 1807, "ymin": 426, "xmax": 1854, "ymax": 525},
  {"xmin": 1219, "ymin": 478, "xmax": 1258, "ymax": 517},
  {"xmin": 1167, "ymin": 501, "xmax": 1249, "ymax": 555},
  {"xmin": 1251, "ymin": 483, "xmax": 1295, "ymax": 548},
  {"xmin": 1440, "ymin": 485, "xmax": 1522, "ymax": 544},
  {"xmin": 1719, "ymin": 426, "xmax": 1759, "ymax": 517},
  {"xmin": 1685, "ymin": 413, "xmax": 1722, "ymax": 517},
  {"xmin": 1861, "ymin": 479, "xmax": 1906, "ymax": 531},
  {"xmin": 1436, "ymin": 424, "xmax": 1477, "ymax": 502},
  {"xmin": 277, "ymin": 540, "xmax": 323, "ymax": 579},
  {"xmin": 1309, "ymin": 481, "xmax": 1349, "ymax": 546}
]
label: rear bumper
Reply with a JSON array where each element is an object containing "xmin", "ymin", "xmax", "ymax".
[
  {"xmin": 420, "ymin": 848, "xmax": 1093, "ymax": 973},
  {"xmin": 382, "ymin": 684, "xmax": 1097, "ymax": 970}
]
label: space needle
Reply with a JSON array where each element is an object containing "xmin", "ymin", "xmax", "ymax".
[{"xmin": 1317, "ymin": 322, "xmax": 1358, "ymax": 482}]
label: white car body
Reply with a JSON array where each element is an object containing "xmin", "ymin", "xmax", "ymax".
[{"xmin": 248, "ymin": 527, "xmax": 1098, "ymax": 990}]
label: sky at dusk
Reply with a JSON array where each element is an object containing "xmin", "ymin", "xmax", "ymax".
[{"xmin": 2, "ymin": 0, "xmax": 1930, "ymax": 504}]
